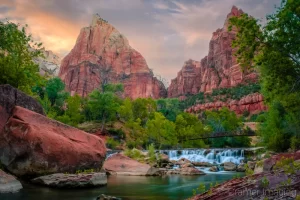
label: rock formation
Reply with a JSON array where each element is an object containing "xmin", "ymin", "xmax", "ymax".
[
  {"xmin": 0, "ymin": 169, "xmax": 23, "ymax": 193},
  {"xmin": 34, "ymin": 49, "xmax": 61, "ymax": 76},
  {"xmin": 0, "ymin": 106, "xmax": 106, "ymax": 177},
  {"xmin": 168, "ymin": 6, "xmax": 257, "ymax": 98},
  {"xmin": 0, "ymin": 84, "xmax": 45, "ymax": 133},
  {"xmin": 186, "ymin": 93, "xmax": 267, "ymax": 115},
  {"xmin": 59, "ymin": 14, "xmax": 166, "ymax": 99}
]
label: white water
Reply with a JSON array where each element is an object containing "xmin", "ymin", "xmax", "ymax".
[{"xmin": 161, "ymin": 149, "xmax": 245, "ymax": 164}]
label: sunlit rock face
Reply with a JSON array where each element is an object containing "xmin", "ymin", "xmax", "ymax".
[
  {"xmin": 168, "ymin": 6, "xmax": 257, "ymax": 98},
  {"xmin": 59, "ymin": 14, "xmax": 166, "ymax": 98},
  {"xmin": 35, "ymin": 49, "xmax": 61, "ymax": 76}
]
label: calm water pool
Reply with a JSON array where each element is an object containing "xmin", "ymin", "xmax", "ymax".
[{"xmin": 1, "ymin": 172, "xmax": 243, "ymax": 200}]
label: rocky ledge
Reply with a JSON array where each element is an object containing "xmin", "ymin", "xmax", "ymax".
[
  {"xmin": 31, "ymin": 173, "xmax": 107, "ymax": 188},
  {"xmin": 191, "ymin": 151, "xmax": 300, "ymax": 200},
  {"xmin": 0, "ymin": 169, "xmax": 22, "ymax": 193}
]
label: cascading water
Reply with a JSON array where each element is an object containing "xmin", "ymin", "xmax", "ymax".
[{"xmin": 160, "ymin": 149, "xmax": 245, "ymax": 165}]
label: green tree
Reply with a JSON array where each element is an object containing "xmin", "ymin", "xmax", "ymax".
[
  {"xmin": 132, "ymin": 98, "xmax": 157, "ymax": 125},
  {"xmin": 205, "ymin": 108, "xmax": 250, "ymax": 147},
  {"xmin": 230, "ymin": 0, "xmax": 300, "ymax": 151},
  {"xmin": 119, "ymin": 98, "xmax": 134, "ymax": 122},
  {"xmin": 87, "ymin": 85, "xmax": 122, "ymax": 131},
  {"xmin": 146, "ymin": 112, "xmax": 177, "ymax": 148},
  {"xmin": 157, "ymin": 98, "xmax": 182, "ymax": 121},
  {"xmin": 45, "ymin": 77, "xmax": 69, "ymax": 106},
  {"xmin": 0, "ymin": 21, "xmax": 44, "ymax": 94},
  {"xmin": 125, "ymin": 118, "xmax": 146, "ymax": 148}
]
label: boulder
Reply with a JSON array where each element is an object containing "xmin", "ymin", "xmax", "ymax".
[
  {"xmin": 180, "ymin": 167, "xmax": 206, "ymax": 176},
  {"xmin": 246, "ymin": 161, "xmax": 256, "ymax": 170},
  {"xmin": 236, "ymin": 164, "xmax": 246, "ymax": 172},
  {"xmin": 176, "ymin": 158, "xmax": 191, "ymax": 166},
  {"xmin": 0, "ymin": 84, "xmax": 44, "ymax": 133},
  {"xmin": 181, "ymin": 163, "xmax": 194, "ymax": 168},
  {"xmin": 96, "ymin": 194, "xmax": 121, "ymax": 200},
  {"xmin": 103, "ymin": 153, "xmax": 152, "ymax": 176},
  {"xmin": 223, "ymin": 162, "xmax": 236, "ymax": 171},
  {"xmin": 31, "ymin": 173, "xmax": 107, "ymax": 188},
  {"xmin": 209, "ymin": 166, "xmax": 218, "ymax": 172},
  {"xmin": 0, "ymin": 169, "xmax": 22, "ymax": 193},
  {"xmin": 0, "ymin": 106, "xmax": 106, "ymax": 177},
  {"xmin": 192, "ymin": 162, "xmax": 213, "ymax": 167}
]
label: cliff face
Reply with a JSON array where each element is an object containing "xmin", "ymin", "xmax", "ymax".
[
  {"xmin": 35, "ymin": 49, "xmax": 61, "ymax": 76},
  {"xmin": 168, "ymin": 6, "xmax": 257, "ymax": 98},
  {"xmin": 59, "ymin": 15, "xmax": 166, "ymax": 99},
  {"xmin": 186, "ymin": 93, "xmax": 267, "ymax": 115}
]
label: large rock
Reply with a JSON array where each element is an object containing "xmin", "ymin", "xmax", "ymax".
[
  {"xmin": 187, "ymin": 93, "xmax": 267, "ymax": 115},
  {"xmin": 191, "ymin": 152, "xmax": 300, "ymax": 200},
  {"xmin": 103, "ymin": 153, "xmax": 154, "ymax": 176},
  {"xmin": 0, "ymin": 106, "xmax": 106, "ymax": 177},
  {"xmin": 59, "ymin": 14, "xmax": 166, "ymax": 99},
  {"xmin": 31, "ymin": 173, "xmax": 107, "ymax": 188},
  {"xmin": 223, "ymin": 162, "xmax": 236, "ymax": 171},
  {"xmin": 0, "ymin": 84, "xmax": 44, "ymax": 133},
  {"xmin": 0, "ymin": 170, "xmax": 22, "ymax": 193}
]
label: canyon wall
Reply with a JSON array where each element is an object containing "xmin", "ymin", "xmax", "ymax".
[
  {"xmin": 168, "ymin": 6, "xmax": 257, "ymax": 98},
  {"xmin": 59, "ymin": 15, "xmax": 166, "ymax": 99}
]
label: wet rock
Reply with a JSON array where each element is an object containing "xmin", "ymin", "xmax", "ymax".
[
  {"xmin": 103, "ymin": 153, "xmax": 152, "ymax": 176},
  {"xmin": 96, "ymin": 194, "xmax": 121, "ymax": 200},
  {"xmin": 192, "ymin": 162, "xmax": 213, "ymax": 167},
  {"xmin": 180, "ymin": 167, "xmax": 206, "ymax": 176},
  {"xmin": 223, "ymin": 162, "xmax": 236, "ymax": 171},
  {"xmin": 209, "ymin": 166, "xmax": 218, "ymax": 172},
  {"xmin": 0, "ymin": 106, "xmax": 106, "ymax": 177},
  {"xmin": 236, "ymin": 164, "xmax": 246, "ymax": 172},
  {"xmin": 246, "ymin": 161, "xmax": 256, "ymax": 170},
  {"xmin": 181, "ymin": 163, "xmax": 194, "ymax": 168},
  {"xmin": 0, "ymin": 170, "xmax": 22, "ymax": 193},
  {"xmin": 32, "ymin": 173, "xmax": 107, "ymax": 188},
  {"xmin": 176, "ymin": 158, "xmax": 191, "ymax": 166}
]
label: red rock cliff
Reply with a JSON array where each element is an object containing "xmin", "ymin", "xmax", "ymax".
[
  {"xmin": 168, "ymin": 6, "xmax": 257, "ymax": 98},
  {"xmin": 59, "ymin": 14, "xmax": 166, "ymax": 99}
]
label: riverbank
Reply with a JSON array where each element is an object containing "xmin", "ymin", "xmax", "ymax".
[{"xmin": 0, "ymin": 172, "xmax": 243, "ymax": 200}]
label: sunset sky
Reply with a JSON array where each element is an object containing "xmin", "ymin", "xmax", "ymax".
[{"xmin": 0, "ymin": 0, "xmax": 280, "ymax": 82}]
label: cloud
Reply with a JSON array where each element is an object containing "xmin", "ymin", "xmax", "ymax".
[{"xmin": 0, "ymin": 0, "xmax": 281, "ymax": 82}]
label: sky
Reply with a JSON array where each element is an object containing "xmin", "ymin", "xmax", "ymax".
[{"xmin": 0, "ymin": 0, "xmax": 281, "ymax": 83}]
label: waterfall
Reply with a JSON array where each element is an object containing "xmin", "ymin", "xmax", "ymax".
[{"xmin": 160, "ymin": 149, "xmax": 245, "ymax": 164}]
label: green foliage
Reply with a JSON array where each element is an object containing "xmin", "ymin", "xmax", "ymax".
[
  {"xmin": 175, "ymin": 112, "xmax": 207, "ymax": 148},
  {"xmin": 146, "ymin": 112, "xmax": 177, "ymax": 149},
  {"xmin": 125, "ymin": 118, "xmax": 146, "ymax": 148},
  {"xmin": 230, "ymin": 0, "xmax": 300, "ymax": 152},
  {"xmin": 274, "ymin": 157, "xmax": 300, "ymax": 174},
  {"xmin": 119, "ymin": 98, "xmax": 134, "ymax": 122},
  {"xmin": 205, "ymin": 108, "xmax": 251, "ymax": 147},
  {"xmin": 261, "ymin": 176, "xmax": 269, "ymax": 188},
  {"xmin": 86, "ymin": 86, "xmax": 122, "ymax": 131},
  {"xmin": 124, "ymin": 148, "xmax": 145, "ymax": 162},
  {"xmin": 132, "ymin": 98, "xmax": 157, "ymax": 125},
  {"xmin": 45, "ymin": 77, "xmax": 69, "ymax": 106},
  {"xmin": 245, "ymin": 164, "xmax": 254, "ymax": 176},
  {"xmin": 156, "ymin": 98, "xmax": 181, "ymax": 121},
  {"xmin": 0, "ymin": 21, "xmax": 45, "ymax": 94},
  {"xmin": 147, "ymin": 143, "xmax": 156, "ymax": 163},
  {"xmin": 180, "ymin": 84, "xmax": 260, "ymax": 110},
  {"xmin": 106, "ymin": 138, "xmax": 120, "ymax": 149}
]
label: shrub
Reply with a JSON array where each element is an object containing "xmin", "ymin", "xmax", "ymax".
[{"xmin": 106, "ymin": 138, "xmax": 120, "ymax": 149}]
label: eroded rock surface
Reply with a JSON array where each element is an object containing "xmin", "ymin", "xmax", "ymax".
[
  {"xmin": 31, "ymin": 173, "xmax": 107, "ymax": 188},
  {"xmin": 59, "ymin": 14, "xmax": 166, "ymax": 99},
  {"xmin": 0, "ymin": 106, "xmax": 106, "ymax": 177},
  {"xmin": 0, "ymin": 170, "xmax": 22, "ymax": 193}
]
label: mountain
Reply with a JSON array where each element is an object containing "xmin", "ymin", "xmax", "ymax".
[
  {"xmin": 168, "ymin": 6, "xmax": 257, "ymax": 98},
  {"xmin": 59, "ymin": 14, "xmax": 167, "ymax": 98},
  {"xmin": 35, "ymin": 49, "xmax": 61, "ymax": 76}
]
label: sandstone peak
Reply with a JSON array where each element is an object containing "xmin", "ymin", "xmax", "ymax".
[
  {"xmin": 90, "ymin": 13, "xmax": 108, "ymax": 26},
  {"xmin": 59, "ymin": 15, "xmax": 167, "ymax": 99}
]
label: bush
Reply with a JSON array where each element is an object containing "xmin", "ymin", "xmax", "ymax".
[
  {"xmin": 124, "ymin": 148, "xmax": 145, "ymax": 162},
  {"xmin": 147, "ymin": 143, "xmax": 156, "ymax": 163},
  {"xmin": 106, "ymin": 138, "xmax": 120, "ymax": 149}
]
